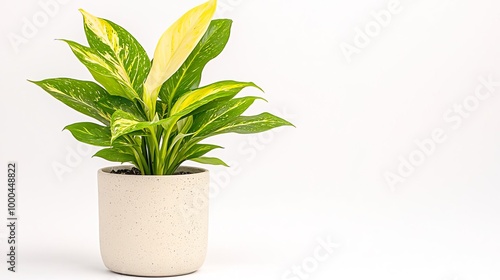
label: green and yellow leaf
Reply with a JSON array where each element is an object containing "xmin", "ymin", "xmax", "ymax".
[
  {"xmin": 29, "ymin": 78, "xmax": 143, "ymax": 125},
  {"xmin": 143, "ymin": 0, "xmax": 217, "ymax": 114},
  {"xmin": 110, "ymin": 110, "xmax": 176, "ymax": 142},
  {"xmin": 191, "ymin": 96, "xmax": 264, "ymax": 137},
  {"xmin": 80, "ymin": 9, "xmax": 151, "ymax": 94},
  {"xmin": 61, "ymin": 39, "xmax": 139, "ymax": 100},
  {"xmin": 212, "ymin": 113, "xmax": 295, "ymax": 135},
  {"xmin": 159, "ymin": 19, "xmax": 232, "ymax": 108},
  {"xmin": 64, "ymin": 122, "xmax": 111, "ymax": 146},
  {"xmin": 183, "ymin": 144, "xmax": 223, "ymax": 160},
  {"xmin": 94, "ymin": 147, "xmax": 136, "ymax": 163},
  {"xmin": 170, "ymin": 80, "xmax": 261, "ymax": 116},
  {"xmin": 189, "ymin": 156, "xmax": 228, "ymax": 167}
]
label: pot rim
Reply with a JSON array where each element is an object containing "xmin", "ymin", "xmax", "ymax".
[{"xmin": 98, "ymin": 165, "xmax": 209, "ymax": 178}]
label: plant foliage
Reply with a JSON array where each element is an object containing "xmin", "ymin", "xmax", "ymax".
[{"xmin": 31, "ymin": 0, "xmax": 293, "ymax": 175}]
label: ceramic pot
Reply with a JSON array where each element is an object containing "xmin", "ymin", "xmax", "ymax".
[{"xmin": 97, "ymin": 165, "xmax": 209, "ymax": 277}]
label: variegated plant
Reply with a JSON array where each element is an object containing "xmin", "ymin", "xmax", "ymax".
[{"xmin": 30, "ymin": 0, "xmax": 293, "ymax": 175}]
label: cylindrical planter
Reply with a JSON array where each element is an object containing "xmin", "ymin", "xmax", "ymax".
[{"xmin": 97, "ymin": 166, "xmax": 209, "ymax": 277}]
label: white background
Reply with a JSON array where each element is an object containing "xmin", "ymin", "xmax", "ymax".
[{"xmin": 1, "ymin": 0, "xmax": 500, "ymax": 279}]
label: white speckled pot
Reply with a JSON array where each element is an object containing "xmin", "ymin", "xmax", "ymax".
[{"xmin": 97, "ymin": 166, "xmax": 209, "ymax": 277}]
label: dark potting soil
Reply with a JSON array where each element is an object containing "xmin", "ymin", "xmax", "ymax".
[
  {"xmin": 110, "ymin": 168, "xmax": 192, "ymax": 176},
  {"xmin": 110, "ymin": 167, "xmax": 142, "ymax": 175}
]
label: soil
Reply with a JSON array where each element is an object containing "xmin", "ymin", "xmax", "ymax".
[
  {"xmin": 109, "ymin": 168, "xmax": 192, "ymax": 176},
  {"xmin": 110, "ymin": 167, "xmax": 142, "ymax": 175}
]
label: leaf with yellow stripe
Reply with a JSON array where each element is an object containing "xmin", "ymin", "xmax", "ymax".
[
  {"xmin": 191, "ymin": 96, "xmax": 264, "ymax": 137},
  {"xmin": 29, "ymin": 78, "xmax": 143, "ymax": 125},
  {"xmin": 183, "ymin": 144, "xmax": 223, "ymax": 160},
  {"xmin": 170, "ymin": 80, "xmax": 261, "ymax": 116},
  {"xmin": 110, "ymin": 80, "xmax": 257, "ymax": 142},
  {"xmin": 61, "ymin": 39, "xmax": 139, "ymax": 100},
  {"xmin": 143, "ymin": 0, "xmax": 217, "ymax": 114},
  {"xmin": 64, "ymin": 122, "xmax": 112, "ymax": 147},
  {"xmin": 110, "ymin": 110, "xmax": 176, "ymax": 143},
  {"xmin": 94, "ymin": 147, "xmax": 136, "ymax": 163},
  {"xmin": 211, "ymin": 113, "xmax": 295, "ymax": 135},
  {"xmin": 80, "ymin": 9, "xmax": 150, "ymax": 95},
  {"xmin": 64, "ymin": 122, "xmax": 131, "ymax": 147},
  {"xmin": 159, "ymin": 19, "xmax": 232, "ymax": 108}
]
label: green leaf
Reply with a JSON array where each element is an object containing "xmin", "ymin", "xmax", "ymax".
[
  {"xmin": 80, "ymin": 10, "xmax": 151, "ymax": 94},
  {"xmin": 143, "ymin": 0, "xmax": 217, "ymax": 96},
  {"xmin": 170, "ymin": 80, "xmax": 262, "ymax": 116},
  {"xmin": 212, "ymin": 113, "xmax": 295, "ymax": 135},
  {"xmin": 61, "ymin": 39, "xmax": 139, "ymax": 100},
  {"xmin": 157, "ymin": 81, "xmax": 260, "ymax": 135},
  {"xmin": 183, "ymin": 144, "xmax": 223, "ymax": 160},
  {"xmin": 110, "ymin": 110, "xmax": 176, "ymax": 142},
  {"xmin": 94, "ymin": 147, "xmax": 135, "ymax": 163},
  {"xmin": 169, "ymin": 133, "xmax": 193, "ymax": 154},
  {"xmin": 64, "ymin": 122, "xmax": 111, "ymax": 147},
  {"xmin": 190, "ymin": 157, "xmax": 229, "ymax": 167},
  {"xmin": 177, "ymin": 116, "xmax": 193, "ymax": 134},
  {"xmin": 192, "ymin": 96, "xmax": 264, "ymax": 137},
  {"xmin": 159, "ymin": 19, "xmax": 232, "ymax": 107},
  {"xmin": 30, "ymin": 78, "xmax": 142, "ymax": 125}
]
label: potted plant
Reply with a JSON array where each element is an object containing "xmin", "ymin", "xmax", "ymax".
[{"xmin": 30, "ymin": 0, "xmax": 293, "ymax": 277}]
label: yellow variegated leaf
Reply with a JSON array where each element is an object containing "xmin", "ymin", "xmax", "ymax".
[
  {"xmin": 158, "ymin": 19, "xmax": 232, "ymax": 109},
  {"xmin": 143, "ymin": 0, "xmax": 217, "ymax": 115},
  {"xmin": 80, "ymin": 9, "xmax": 120, "ymax": 53},
  {"xmin": 211, "ymin": 113, "xmax": 295, "ymax": 135},
  {"xmin": 30, "ymin": 78, "xmax": 143, "ymax": 125},
  {"xmin": 170, "ymin": 81, "xmax": 261, "ymax": 116},
  {"xmin": 80, "ymin": 10, "xmax": 128, "ymax": 83},
  {"xmin": 110, "ymin": 110, "xmax": 176, "ymax": 142},
  {"xmin": 79, "ymin": 9, "xmax": 151, "ymax": 97},
  {"xmin": 62, "ymin": 39, "xmax": 139, "ymax": 100}
]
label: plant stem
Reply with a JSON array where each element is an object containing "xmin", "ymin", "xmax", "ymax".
[
  {"xmin": 126, "ymin": 135, "xmax": 149, "ymax": 175},
  {"xmin": 159, "ymin": 124, "xmax": 175, "ymax": 174},
  {"xmin": 147, "ymin": 127, "xmax": 160, "ymax": 174},
  {"xmin": 168, "ymin": 137, "xmax": 183, "ymax": 168},
  {"xmin": 131, "ymin": 147, "xmax": 146, "ymax": 174}
]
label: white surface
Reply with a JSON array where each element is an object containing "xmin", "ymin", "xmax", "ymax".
[{"xmin": 1, "ymin": 0, "xmax": 500, "ymax": 279}]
